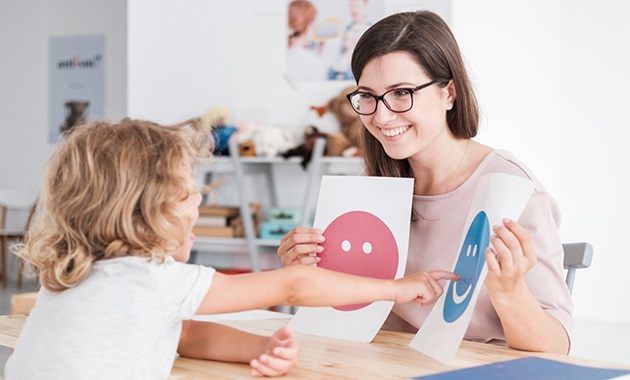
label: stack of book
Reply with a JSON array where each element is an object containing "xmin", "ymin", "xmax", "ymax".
[{"xmin": 193, "ymin": 205, "xmax": 240, "ymax": 238}]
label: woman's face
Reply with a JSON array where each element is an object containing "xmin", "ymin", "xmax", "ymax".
[
  {"xmin": 357, "ymin": 51, "xmax": 453, "ymax": 160},
  {"xmin": 172, "ymin": 167, "xmax": 202, "ymax": 263}
]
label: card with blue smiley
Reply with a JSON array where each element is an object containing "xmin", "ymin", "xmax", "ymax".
[{"xmin": 409, "ymin": 173, "xmax": 534, "ymax": 364}]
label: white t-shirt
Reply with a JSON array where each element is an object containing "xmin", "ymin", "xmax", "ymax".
[{"xmin": 5, "ymin": 256, "xmax": 215, "ymax": 380}]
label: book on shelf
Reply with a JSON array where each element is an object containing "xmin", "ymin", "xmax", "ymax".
[
  {"xmin": 194, "ymin": 203, "xmax": 260, "ymax": 238},
  {"xmin": 196, "ymin": 215, "xmax": 231, "ymax": 227},
  {"xmin": 193, "ymin": 225, "xmax": 236, "ymax": 238},
  {"xmin": 196, "ymin": 205, "xmax": 240, "ymax": 232},
  {"xmin": 198, "ymin": 205, "xmax": 240, "ymax": 217}
]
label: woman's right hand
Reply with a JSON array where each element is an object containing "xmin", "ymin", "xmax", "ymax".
[{"xmin": 277, "ymin": 226, "xmax": 325, "ymax": 266}]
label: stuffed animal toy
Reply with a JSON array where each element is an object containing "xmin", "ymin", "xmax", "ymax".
[
  {"xmin": 282, "ymin": 125, "xmax": 352, "ymax": 169},
  {"xmin": 238, "ymin": 140, "xmax": 256, "ymax": 157},
  {"xmin": 326, "ymin": 85, "xmax": 362, "ymax": 151},
  {"xmin": 201, "ymin": 106, "xmax": 237, "ymax": 156},
  {"xmin": 235, "ymin": 125, "xmax": 300, "ymax": 158},
  {"xmin": 282, "ymin": 125, "xmax": 327, "ymax": 169},
  {"xmin": 283, "ymin": 86, "xmax": 363, "ymax": 168}
]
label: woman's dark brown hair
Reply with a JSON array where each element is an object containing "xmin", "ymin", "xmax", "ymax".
[{"xmin": 350, "ymin": 11, "xmax": 479, "ymax": 177}]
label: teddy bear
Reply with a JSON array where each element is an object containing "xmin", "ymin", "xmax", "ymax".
[
  {"xmin": 326, "ymin": 85, "xmax": 362, "ymax": 155},
  {"xmin": 283, "ymin": 86, "xmax": 363, "ymax": 168}
]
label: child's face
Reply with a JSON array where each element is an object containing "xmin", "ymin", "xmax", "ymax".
[{"xmin": 172, "ymin": 168, "xmax": 202, "ymax": 263}]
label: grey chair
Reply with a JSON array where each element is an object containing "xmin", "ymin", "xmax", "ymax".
[{"xmin": 562, "ymin": 242, "xmax": 593, "ymax": 294}]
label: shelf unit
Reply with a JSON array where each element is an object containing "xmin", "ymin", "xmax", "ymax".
[{"xmin": 192, "ymin": 137, "xmax": 363, "ymax": 271}]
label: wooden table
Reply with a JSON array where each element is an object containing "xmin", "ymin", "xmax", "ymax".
[{"xmin": 1, "ymin": 314, "xmax": 628, "ymax": 379}]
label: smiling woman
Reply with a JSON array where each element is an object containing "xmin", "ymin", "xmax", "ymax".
[{"xmin": 277, "ymin": 10, "xmax": 574, "ymax": 355}]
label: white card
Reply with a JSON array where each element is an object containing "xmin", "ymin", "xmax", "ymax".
[
  {"xmin": 289, "ymin": 175, "xmax": 414, "ymax": 342},
  {"xmin": 409, "ymin": 172, "xmax": 535, "ymax": 363}
]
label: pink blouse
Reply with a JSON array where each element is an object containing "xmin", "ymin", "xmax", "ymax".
[{"xmin": 383, "ymin": 150, "xmax": 574, "ymax": 345}]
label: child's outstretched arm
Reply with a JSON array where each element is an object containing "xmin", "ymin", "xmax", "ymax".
[
  {"xmin": 198, "ymin": 266, "xmax": 458, "ymax": 315},
  {"xmin": 178, "ymin": 320, "xmax": 298, "ymax": 377}
]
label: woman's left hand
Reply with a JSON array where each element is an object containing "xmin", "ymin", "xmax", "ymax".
[{"xmin": 484, "ymin": 218, "xmax": 537, "ymax": 294}]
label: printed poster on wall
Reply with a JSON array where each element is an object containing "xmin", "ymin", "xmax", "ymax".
[
  {"xmin": 284, "ymin": 0, "xmax": 451, "ymax": 83},
  {"xmin": 286, "ymin": 0, "xmax": 385, "ymax": 83},
  {"xmin": 289, "ymin": 175, "xmax": 413, "ymax": 342},
  {"xmin": 48, "ymin": 35, "xmax": 105, "ymax": 143}
]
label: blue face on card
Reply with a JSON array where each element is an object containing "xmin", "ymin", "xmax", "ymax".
[{"xmin": 443, "ymin": 211, "xmax": 490, "ymax": 323}]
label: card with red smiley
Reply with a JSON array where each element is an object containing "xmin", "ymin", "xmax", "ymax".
[
  {"xmin": 409, "ymin": 172, "xmax": 534, "ymax": 364},
  {"xmin": 289, "ymin": 175, "xmax": 414, "ymax": 343}
]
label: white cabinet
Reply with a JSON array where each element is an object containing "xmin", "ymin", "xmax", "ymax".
[{"xmin": 192, "ymin": 137, "xmax": 363, "ymax": 271}]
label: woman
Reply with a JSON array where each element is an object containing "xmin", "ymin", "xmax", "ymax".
[{"xmin": 278, "ymin": 10, "xmax": 573, "ymax": 354}]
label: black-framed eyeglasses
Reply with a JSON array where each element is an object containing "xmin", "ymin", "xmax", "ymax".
[{"xmin": 345, "ymin": 80, "xmax": 436, "ymax": 116}]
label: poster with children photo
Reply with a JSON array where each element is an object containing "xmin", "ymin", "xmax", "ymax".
[{"xmin": 286, "ymin": 0, "xmax": 384, "ymax": 83}]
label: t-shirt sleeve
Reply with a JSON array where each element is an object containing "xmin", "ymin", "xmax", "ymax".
[{"xmin": 163, "ymin": 260, "xmax": 216, "ymax": 320}]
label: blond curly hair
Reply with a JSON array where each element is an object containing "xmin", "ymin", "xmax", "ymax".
[{"xmin": 15, "ymin": 118, "xmax": 213, "ymax": 291}]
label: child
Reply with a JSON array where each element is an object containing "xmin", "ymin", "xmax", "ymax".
[{"xmin": 6, "ymin": 118, "xmax": 457, "ymax": 379}]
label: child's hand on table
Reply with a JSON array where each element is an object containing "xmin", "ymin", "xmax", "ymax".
[{"xmin": 250, "ymin": 326, "xmax": 299, "ymax": 377}]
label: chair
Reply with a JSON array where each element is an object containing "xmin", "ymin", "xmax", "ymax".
[
  {"xmin": 562, "ymin": 242, "xmax": 593, "ymax": 294},
  {"xmin": 0, "ymin": 188, "xmax": 36, "ymax": 288}
]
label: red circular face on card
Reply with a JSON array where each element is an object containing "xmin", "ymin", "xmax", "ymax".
[{"xmin": 318, "ymin": 211, "xmax": 399, "ymax": 311}]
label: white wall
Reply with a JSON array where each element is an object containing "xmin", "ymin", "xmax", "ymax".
[
  {"xmin": 556, "ymin": 1, "xmax": 630, "ymax": 324},
  {"xmin": 0, "ymin": 0, "xmax": 128, "ymax": 192},
  {"xmin": 127, "ymin": 0, "xmax": 351, "ymax": 127},
  {"xmin": 1, "ymin": 0, "xmax": 629, "ymax": 324},
  {"xmin": 452, "ymin": 0, "xmax": 630, "ymax": 324}
]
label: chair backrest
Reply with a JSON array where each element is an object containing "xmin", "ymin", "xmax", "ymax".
[
  {"xmin": 0, "ymin": 188, "xmax": 36, "ymax": 210},
  {"xmin": 0, "ymin": 188, "xmax": 37, "ymax": 232},
  {"xmin": 562, "ymin": 242, "xmax": 593, "ymax": 294}
]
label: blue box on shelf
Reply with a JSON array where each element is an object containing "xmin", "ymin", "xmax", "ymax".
[
  {"xmin": 259, "ymin": 221, "xmax": 298, "ymax": 240},
  {"xmin": 268, "ymin": 208, "xmax": 302, "ymax": 224}
]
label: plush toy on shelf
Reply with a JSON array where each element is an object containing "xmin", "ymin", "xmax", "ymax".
[
  {"xmin": 201, "ymin": 106, "xmax": 237, "ymax": 156},
  {"xmin": 282, "ymin": 125, "xmax": 329, "ymax": 169},
  {"xmin": 326, "ymin": 85, "xmax": 363, "ymax": 156},
  {"xmin": 232, "ymin": 123, "xmax": 300, "ymax": 158},
  {"xmin": 283, "ymin": 86, "xmax": 363, "ymax": 169},
  {"xmin": 238, "ymin": 139, "xmax": 256, "ymax": 157}
]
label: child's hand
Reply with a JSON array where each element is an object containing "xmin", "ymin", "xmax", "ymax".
[
  {"xmin": 394, "ymin": 270, "xmax": 460, "ymax": 306},
  {"xmin": 249, "ymin": 326, "xmax": 299, "ymax": 377}
]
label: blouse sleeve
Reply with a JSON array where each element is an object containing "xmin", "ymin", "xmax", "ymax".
[{"xmin": 518, "ymin": 189, "xmax": 575, "ymax": 343}]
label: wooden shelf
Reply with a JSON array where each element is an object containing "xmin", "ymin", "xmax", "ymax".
[{"xmin": 193, "ymin": 137, "xmax": 363, "ymax": 272}]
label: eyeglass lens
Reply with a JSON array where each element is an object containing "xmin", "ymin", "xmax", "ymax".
[
  {"xmin": 347, "ymin": 81, "xmax": 436, "ymax": 115},
  {"xmin": 349, "ymin": 88, "xmax": 414, "ymax": 115}
]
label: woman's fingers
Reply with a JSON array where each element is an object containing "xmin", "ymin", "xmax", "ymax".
[{"xmin": 277, "ymin": 227, "xmax": 325, "ymax": 266}]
